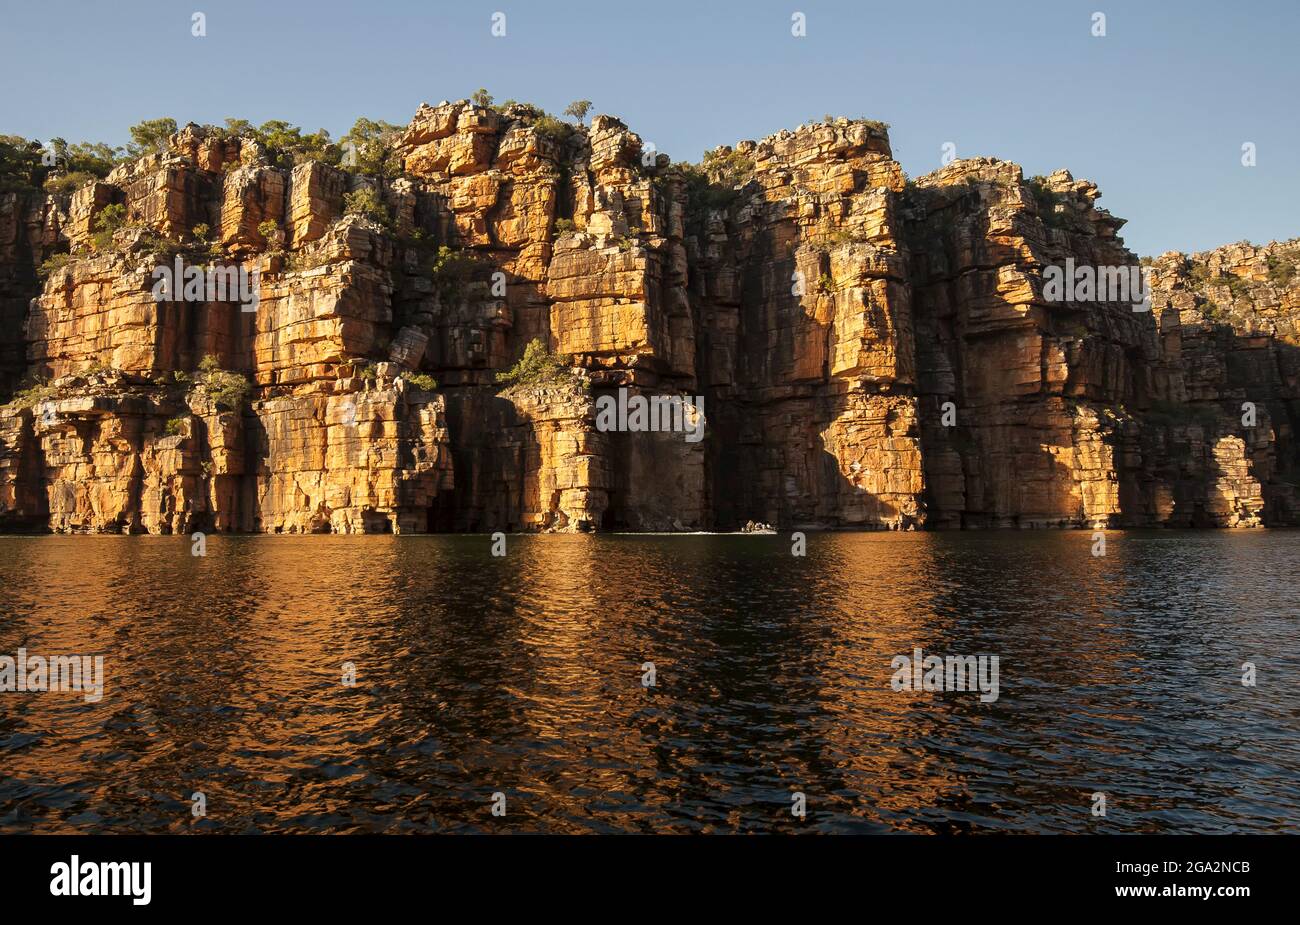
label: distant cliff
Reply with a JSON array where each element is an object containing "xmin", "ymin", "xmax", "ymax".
[{"xmin": 1, "ymin": 102, "xmax": 1296, "ymax": 533}]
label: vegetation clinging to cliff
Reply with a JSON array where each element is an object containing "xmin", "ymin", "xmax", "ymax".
[
  {"xmin": 210, "ymin": 116, "xmax": 402, "ymax": 176},
  {"xmin": 90, "ymin": 204, "xmax": 127, "ymax": 251},
  {"xmin": 563, "ymin": 100, "xmax": 593, "ymax": 124},
  {"xmin": 218, "ymin": 118, "xmax": 332, "ymax": 169},
  {"xmin": 343, "ymin": 187, "xmax": 391, "ymax": 225},
  {"xmin": 490, "ymin": 96, "xmax": 584, "ymax": 146},
  {"xmin": 0, "ymin": 113, "xmax": 403, "ymax": 200},
  {"xmin": 1026, "ymin": 176, "xmax": 1067, "ymax": 230},
  {"xmin": 495, "ymin": 339, "xmax": 579, "ymax": 391},
  {"xmin": 428, "ymin": 245, "xmax": 485, "ymax": 301},
  {"xmin": 339, "ymin": 118, "xmax": 404, "ymax": 177},
  {"xmin": 1266, "ymin": 254, "xmax": 1296, "ymax": 287},
  {"xmin": 1, "ymin": 134, "xmax": 123, "ymax": 194},
  {"xmin": 3, "ymin": 377, "xmax": 56, "ymax": 408},
  {"xmin": 195, "ymin": 355, "xmax": 252, "ymax": 411},
  {"xmin": 127, "ymin": 118, "xmax": 178, "ymax": 156},
  {"xmin": 675, "ymin": 148, "xmax": 757, "ymax": 213},
  {"xmin": 700, "ymin": 148, "xmax": 755, "ymax": 184},
  {"xmin": 37, "ymin": 252, "xmax": 76, "ymax": 278}
]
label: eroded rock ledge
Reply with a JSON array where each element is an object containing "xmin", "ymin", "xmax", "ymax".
[{"xmin": 1, "ymin": 106, "xmax": 1296, "ymax": 533}]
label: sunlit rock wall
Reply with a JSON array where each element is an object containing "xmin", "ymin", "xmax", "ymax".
[{"xmin": 0, "ymin": 106, "xmax": 1295, "ymax": 533}]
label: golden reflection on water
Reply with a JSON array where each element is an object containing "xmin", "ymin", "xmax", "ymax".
[{"xmin": 0, "ymin": 530, "xmax": 1297, "ymax": 833}]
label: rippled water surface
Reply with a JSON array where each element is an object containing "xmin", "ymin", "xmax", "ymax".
[{"xmin": 1, "ymin": 531, "xmax": 1297, "ymax": 834}]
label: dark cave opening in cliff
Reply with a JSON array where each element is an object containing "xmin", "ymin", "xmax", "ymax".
[{"xmin": 425, "ymin": 490, "xmax": 457, "ymax": 533}]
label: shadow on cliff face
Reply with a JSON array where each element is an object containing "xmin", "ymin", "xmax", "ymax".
[
  {"xmin": 0, "ymin": 191, "xmax": 41, "ymax": 396},
  {"xmin": 439, "ymin": 388, "xmax": 529, "ymax": 532},
  {"xmin": 911, "ymin": 247, "xmax": 1300, "ymax": 531},
  {"xmin": 696, "ymin": 211, "xmax": 914, "ymax": 531},
  {"xmin": 243, "ymin": 407, "xmax": 269, "ymax": 534},
  {"xmin": 905, "ymin": 169, "xmax": 1265, "ymax": 531},
  {"xmin": 1249, "ymin": 338, "xmax": 1300, "ymax": 522},
  {"xmin": 1114, "ymin": 330, "xmax": 1300, "ymax": 528},
  {"xmin": 0, "ymin": 408, "xmax": 48, "ymax": 532}
]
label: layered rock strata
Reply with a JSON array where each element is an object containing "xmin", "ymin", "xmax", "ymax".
[{"xmin": 0, "ymin": 106, "xmax": 1295, "ymax": 533}]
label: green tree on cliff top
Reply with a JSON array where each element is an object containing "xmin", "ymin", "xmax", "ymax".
[
  {"xmin": 127, "ymin": 118, "xmax": 178, "ymax": 156},
  {"xmin": 564, "ymin": 100, "xmax": 592, "ymax": 124},
  {"xmin": 340, "ymin": 118, "xmax": 403, "ymax": 177}
]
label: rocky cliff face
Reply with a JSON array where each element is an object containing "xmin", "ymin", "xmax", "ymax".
[
  {"xmin": 1, "ymin": 104, "xmax": 1296, "ymax": 533},
  {"xmin": 905, "ymin": 164, "xmax": 1299, "ymax": 529}
]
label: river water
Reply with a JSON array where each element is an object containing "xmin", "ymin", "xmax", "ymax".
[{"xmin": 0, "ymin": 531, "xmax": 1297, "ymax": 833}]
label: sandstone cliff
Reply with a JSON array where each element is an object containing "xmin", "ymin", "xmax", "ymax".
[{"xmin": 0, "ymin": 105, "xmax": 1295, "ymax": 533}]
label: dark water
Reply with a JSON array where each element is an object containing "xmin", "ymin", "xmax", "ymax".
[{"xmin": 0, "ymin": 531, "xmax": 1297, "ymax": 834}]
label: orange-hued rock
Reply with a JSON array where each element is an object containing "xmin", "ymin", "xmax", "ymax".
[
  {"xmin": 253, "ymin": 379, "xmax": 453, "ymax": 535},
  {"xmin": 904, "ymin": 158, "xmax": 1150, "ymax": 527},
  {"xmin": 0, "ymin": 110, "xmax": 1296, "ymax": 533},
  {"xmin": 26, "ymin": 250, "xmax": 249, "ymax": 379},
  {"xmin": 689, "ymin": 118, "xmax": 922, "ymax": 529},
  {"xmin": 64, "ymin": 181, "xmax": 118, "ymax": 248},
  {"xmin": 904, "ymin": 162, "xmax": 1298, "ymax": 528},
  {"xmin": 220, "ymin": 165, "xmax": 286, "ymax": 252},
  {"xmin": 288, "ymin": 161, "xmax": 346, "ymax": 246},
  {"xmin": 503, "ymin": 383, "xmax": 612, "ymax": 531},
  {"xmin": 0, "ymin": 372, "xmax": 208, "ymax": 534}
]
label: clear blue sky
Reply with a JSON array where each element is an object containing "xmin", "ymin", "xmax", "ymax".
[{"xmin": 2, "ymin": 0, "xmax": 1295, "ymax": 257}]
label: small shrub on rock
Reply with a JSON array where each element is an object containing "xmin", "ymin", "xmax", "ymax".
[
  {"xmin": 496, "ymin": 338, "xmax": 573, "ymax": 389},
  {"xmin": 195, "ymin": 354, "xmax": 251, "ymax": 411}
]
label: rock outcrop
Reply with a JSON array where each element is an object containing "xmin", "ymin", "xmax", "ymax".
[{"xmin": 0, "ymin": 105, "xmax": 1296, "ymax": 533}]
